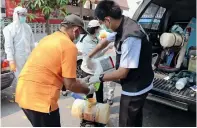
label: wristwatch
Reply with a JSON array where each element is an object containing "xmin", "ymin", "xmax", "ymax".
[{"xmin": 99, "ymin": 74, "xmax": 104, "ymax": 82}]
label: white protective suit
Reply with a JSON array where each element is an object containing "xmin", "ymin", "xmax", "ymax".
[{"xmin": 3, "ymin": 6, "xmax": 35, "ymax": 78}]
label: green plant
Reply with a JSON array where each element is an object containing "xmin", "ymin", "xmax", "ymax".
[{"xmin": 20, "ymin": 0, "xmax": 69, "ymax": 34}]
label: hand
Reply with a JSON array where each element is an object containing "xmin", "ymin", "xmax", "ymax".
[
  {"xmin": 9, "ymin": 61, "xmax": 16, "ymax": 72},
  {"xmin": 78, "ymin": 51, "xmax": 83, "ymax": 56},
  {"xmin": 78, "ymin": 76, "xmax": 91, "ymax": 85},
  {"xmin": 88, "ymin": 74, "xmax": 100, "ymax": 85},
  {"xmin": 82, "ymin": 56, "xmax": 95, "ymax": 70},
  {"xmin": 106, "ymin": 32, "xmax": 117, "ymax": 42},
  {"xmin": 87, "ymin": 84, "xmax": 97, "ymax": 95}
]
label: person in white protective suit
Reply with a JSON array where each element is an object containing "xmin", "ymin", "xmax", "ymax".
[
  {"xmin": 3, "ymin": 6, "xmax": 35, "ymax": 79},
  {"xmin": 77, "ymin": 20, "xmax": 116, "ymax": 105}
]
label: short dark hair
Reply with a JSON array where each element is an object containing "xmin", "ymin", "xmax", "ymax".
[
  {"xmin": 87, "ymin": 26, "xmax": 100, "ymax": 35},
  {"xmin": 95, "ymin": 0, "xmax": 122, "ymax": 21}
]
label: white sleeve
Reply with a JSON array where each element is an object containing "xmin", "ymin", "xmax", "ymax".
[
  {"xmin": 3, "ymin": 27, "xmax": 15, "ymax": 61},
  {"xmin": 120, "ymin": 37, "xmax": 141, "ymax": 69},
  {"xmin": 30, "ymin": 30, "xmax": 35, "ymax": 51},
  {"xmin": 27, "ymin": 25, "xmax": 35, "ymax": 51}
]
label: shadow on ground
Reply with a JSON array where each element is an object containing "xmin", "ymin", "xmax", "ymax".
[
  {"xmin": 1, "ymin": 79, "xmax": 70, "ymax": 118},
  {"xmin": 108, "ymin": 96, "xmax": 196, "ymax": 127}
]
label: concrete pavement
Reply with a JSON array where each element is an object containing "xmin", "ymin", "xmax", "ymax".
[{"xmin": 1, "ymin": 79, "xmax": 196, "ymax": 127}]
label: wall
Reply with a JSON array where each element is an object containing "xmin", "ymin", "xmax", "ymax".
[{"xmin": 122, "ymin": 0, "xmax": 143, "ymax": 19}]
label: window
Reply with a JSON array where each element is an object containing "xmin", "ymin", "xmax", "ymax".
[{"xmin": 138, "ymin": 3, "xmax": 166, "ymax": 30}]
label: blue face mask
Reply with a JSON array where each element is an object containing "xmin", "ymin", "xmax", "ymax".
[
  {"xmin": 19, "ymin": 16, "xmax": 26, "ymax": 24},
  {"xmin": 96, "ymin": 33, "xmax": 100, "ymax": 38}
]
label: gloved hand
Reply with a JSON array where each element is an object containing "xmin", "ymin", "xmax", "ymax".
[
  {"xmin": 78, "ymin": 76, "xmax": 91, "ymax": 85},
  {"xmin": 106, "ymin": 32, "xmax": 117, "ymax": 42},
  {"xmin": 87, "ymin": 84, "xmax": 97, "ymax": 95},
  {"xmin": 88, "ymin": 74, "xmax": 101, "ymax": 85},
  {"xmin": 78, "ymin": 51, "xmax": 83, "ymax": 56},
  {"xmin": 9, "ymin": 61, "xmax": 16, "ymax": 72},
  {"xmin": 82, "ymin": 56, "xmax": 95, "ymax": 70}
]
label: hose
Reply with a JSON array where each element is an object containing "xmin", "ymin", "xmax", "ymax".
[{"xmin": 157, "ymin": 65, "xmax": 180, "ymax": 73}]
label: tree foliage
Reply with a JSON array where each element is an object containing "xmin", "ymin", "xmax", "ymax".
[
  {"xmin": 19, "ymin": 0, "xmax": 70, "ymax": 34},
  {"xmin": 20, "ymin": 0, "xmax": 69, "ymax": 20}
]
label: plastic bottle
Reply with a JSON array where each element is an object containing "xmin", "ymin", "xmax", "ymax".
[{"xmin": 175, "ymin": 78, "xmax": 188, "ymax": 90}]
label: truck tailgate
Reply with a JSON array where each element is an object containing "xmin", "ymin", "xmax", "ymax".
[{"xmin": 149, "ymin": 71, "xmax": 196, "ymax": 111}]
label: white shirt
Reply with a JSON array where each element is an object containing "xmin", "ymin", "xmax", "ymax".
[
  {"xmin": 76, "ymin": 34, "xmax": 98, "ymax": 56},
  {"xmin": 119, "ymin": 37, "xmax": 153, "ymax": 96}
]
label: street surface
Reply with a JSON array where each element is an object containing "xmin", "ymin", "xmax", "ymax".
[{"xmin": 1, "ymin": 79, "xmax": 196, "ymax": 127}]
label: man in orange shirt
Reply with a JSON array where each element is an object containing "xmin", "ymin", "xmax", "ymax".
[{"xmin": 15, "ymin": 14, "xmax": 96, "ymax": 127}]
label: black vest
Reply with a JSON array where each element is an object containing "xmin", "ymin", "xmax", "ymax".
[{"xmin": 115, "ymin": 16, "xmax": 154, "ymax": 92}]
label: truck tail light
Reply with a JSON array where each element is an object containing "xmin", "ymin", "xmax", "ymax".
[{"xmin": 1, "ymin": 60, "xmax": 10, "ymax": 71}]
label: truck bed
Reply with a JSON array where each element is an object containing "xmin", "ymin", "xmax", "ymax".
[{"xmin": 148, "ymin": 71, "xmax": 196, "ymax": 112}]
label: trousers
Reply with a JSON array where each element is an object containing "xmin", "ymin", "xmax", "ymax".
[
  {"xmin": 104, "ymin": 81, "xmax": 116, "ymax": 100},
  {"xmin": 119, "ymin": 93, "xmax": 148, "ymax": 127},
  {"xmin": 87, "ymin": 82, "xmax": 104, "ymax": 103},
  {"xmin": 22, "ymin": 108, "xmax": 61, "ymax": 127}
]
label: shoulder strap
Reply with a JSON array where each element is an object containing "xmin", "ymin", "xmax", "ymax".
[{"xmin": 80, "ymin": 34, "xmax": 87, "ymax": 43}]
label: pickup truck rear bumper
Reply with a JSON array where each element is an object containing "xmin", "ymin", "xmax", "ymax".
[
  {"xmin": 147, "ymin": 71, "xmax": 196, "ymax": 112},
  {"xmin": 1, "ymin": 72, "xmax": 15, "ymax": 90}
]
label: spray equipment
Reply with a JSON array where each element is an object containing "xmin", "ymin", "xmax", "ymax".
[
  {"xmin": 175, "ymin": 27, "xmax": 191, "ymax": 68},
  {"xmin": 157, "ymin": 27, "xmax": 191, "ymax": 73},
  {"xmin": 71, "ymin": 53, "xmax": 116, "ymax": 101},
  {"xmin": 71, "ymin": 98, "xmax": 110, "ymax": 124},
  {"xmin": 80, "ymin": 54, "xmax": 116, "ymax": 90},
  {"xmin": 70, "ymin": 55, "xmax": 115, "ymax": 124}
]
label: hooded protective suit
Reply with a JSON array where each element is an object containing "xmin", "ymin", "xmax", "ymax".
[{"xmin": 3, "ymin": 6, "xmax": 35, "ymax": 78}]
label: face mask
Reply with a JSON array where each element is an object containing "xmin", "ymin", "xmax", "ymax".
[
  {"xmin": 19, "ymin": 16, "xmax": 26, "ymax": 24},
  {"xmin": 73, "ymin": 36, "xmax": 80, "ymax": 44},
  {"xmin": 101, "ymin": 24, "xmax": 112, "ymax": 33}
]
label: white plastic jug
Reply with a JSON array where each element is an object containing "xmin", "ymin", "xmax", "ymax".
[
  {"xmin": 160, "ymin": 33, "xmax": 184, "ymax": 48},
  {"xmin": 71, "ymin": 98, "xmax": 110, "ymax": 124}
]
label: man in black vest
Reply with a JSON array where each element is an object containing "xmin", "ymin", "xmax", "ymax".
[{"xmin": 85, "ymin": 0, "xmax": 154, "ymax": 127}]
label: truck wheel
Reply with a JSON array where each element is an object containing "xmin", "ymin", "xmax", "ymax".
[{"xmin": 77, "ymin": 60, "xmax": 83, "ymax": 78}]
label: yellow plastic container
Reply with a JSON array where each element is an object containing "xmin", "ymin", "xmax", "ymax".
[
  {"xmin": 71, "ymin": 98, "xmax": 110, "ymax": 124},
  {"xmin": 188, "ymin": 55, "xmax": 196, "ymax": 72}
]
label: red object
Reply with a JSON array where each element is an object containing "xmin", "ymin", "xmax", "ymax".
[
  {"xmin": 2, "ymin": 60, "xmax": 9, "ymax": 68},
  {"xmin": 158, "ymin": 65, "xmax": 173, "ymax": 69},
  {"xmin": 5, "ymin": 0, "xmax": 63, "ymax": 24},
  {"xmin": 186, "ymin": 27, "xmax": 192, "ymax": 36},
  {"xmin": 109, "ymin": 56, "xmax": 115, "ymax": 68},
  {"xmin": 5, "ymin": 0, "xmax": 20, "ymax": 17},
  {"xmin": 186, "ymin": 27, "xmax": 192, "ymax": 33}
]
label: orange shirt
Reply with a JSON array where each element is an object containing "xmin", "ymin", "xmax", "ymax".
[{"xmin": 15, "ymin": 31, "xmax": 77, "ymax": 113}]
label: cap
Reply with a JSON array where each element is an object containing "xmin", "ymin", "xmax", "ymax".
[
  {"xmin": 61, "ymin": 14, "xmax": 88, "ymax": 34},
  {"xmin": 88, "ymin": 20, "xmax": 100, "ymax": 28}
]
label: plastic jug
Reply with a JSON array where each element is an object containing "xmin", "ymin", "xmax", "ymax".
[
  {"xmin": 188, "ymin": 55, "xmax": 196, "ymax": 72},
  {"xmin": 71, "ymin": 98, "xmax": 110, "ymax": 124}
]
